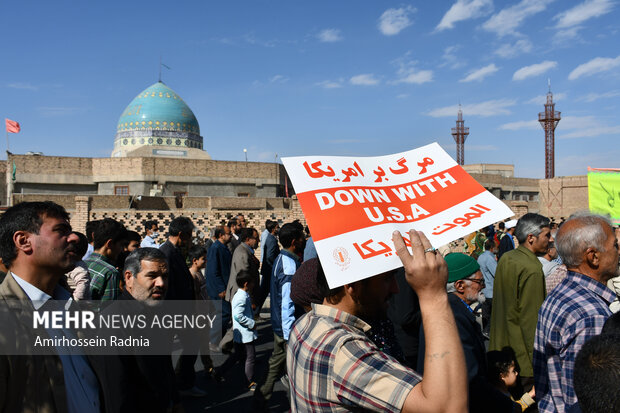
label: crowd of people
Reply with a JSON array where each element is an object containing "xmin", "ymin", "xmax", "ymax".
[{"xmin": 0, "ymin": 201, "xmax": 619, "ymax": 412}]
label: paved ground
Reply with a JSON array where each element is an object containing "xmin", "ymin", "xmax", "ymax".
[{"xmin": 177, "ymin": 307, "xmax": 290, "ymax": 412}]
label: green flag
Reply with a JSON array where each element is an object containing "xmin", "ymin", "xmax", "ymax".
[
  {"xmin": 11, "ymin": 162, "xmax": 16, "ymax": 181},
  {"xmin": 588, "ymin": 167, "xmax": 620, "ymax": 224}
]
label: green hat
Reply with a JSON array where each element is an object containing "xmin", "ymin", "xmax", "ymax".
[{"xmin": 445, "ymin": 253, "xmax": 480, "ymax": 283}]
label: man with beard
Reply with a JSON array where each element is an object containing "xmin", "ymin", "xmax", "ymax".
[
  {"xmin": 418, "ymin": 253, "xmax": 514, "ymax": 413},
  {"xmin": 96, "ymin": 248, "xmax": 183, "ymax": 413},
  {"xmin": 287, "ymin": 230, "xmax": 467, "ymax": 412},
  {"xmin": 0, "ymin": 201, "xmax": 102, "ymax": 412}
]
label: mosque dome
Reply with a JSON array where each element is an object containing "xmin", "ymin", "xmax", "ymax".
[{"xmin": 112, "ymin": 81, "xmax": 209, "ymax": 159}]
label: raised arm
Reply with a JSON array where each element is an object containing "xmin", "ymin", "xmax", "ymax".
[{"xmin": 394, "ymin": 230, "xmax": 468, "ymax": 413}]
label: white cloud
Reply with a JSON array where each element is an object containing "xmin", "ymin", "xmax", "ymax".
[
  {"xmin": 558, "ymin": 115, "xmax": 599, "ymax": 129},
  {"xmin": 554, "ymin": 0, "xmax": 614, "ymax": 29},
  {"xmin": 392, "ymin": 53, "xmax": 434, "ymax": 84},
  {"xmin": 482, "ymin": 0, "xmax": 555, "ymax": 37},
  {"xmin": 495, "ymin": 39, "xmax": 533, "ymax": 58},
  {"xmin": 578, "ymin": 90, "xmax": 620, "ymax": 102},
  {"xmin": 396, "ymin": 70, "xmax": 434, "ymax": 84},
  {"xmin": 378, "ymin": 6, "xmax": 416, "ymax": 36},
  {"xmin": 317, "ymin": 29, "xmax": 343, "ymax": 43},
  {"xmin": 269, "ymin": 74, "xmax": 289, "ymax": 83},
  {"xmin": 499, "ymin": 120, "xmax": 540, "ymax": 130},
  {"xmin": 426, "ymin": 99, "xmax": 516, "ymax": 117},
  {"xmin": 459, "ymin": 63, "xmax": 498, "ymax": 82},
  {"xmin": 568, "ymin": 55, "xmax": 620, "ymax": 80},
  {"xmin": 316, "ymin": 79, "xmax": 344, "ymax": 89},
  {"xmin": 512, "ymin": 61, "xmax": 557, "ymax": 81},
  {"xmin": 349, "ymin": 74, "xmax": 380, "ymax": 86},
  {"xmin": 6, "ymin": 82, "xmax": 38, "ymax": 91},
  {"xmin": 436, "ymin": 0, "xmax": 493, "ymax": 31},
  {"xmin": 440, "ymin": 45, "xmax": 466, "ymax": 69},
  {"xmin": 526, "ymin": 92, "xmax": 567, "ymax": 105},
  {"xmin": 561, "ymin": 126, "xmax": 620, "ymax": 138}
]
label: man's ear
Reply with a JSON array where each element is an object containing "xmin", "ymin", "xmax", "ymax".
[
  {"xmin": 454, "ymin": 280, "xmax": 465, "ymax": 293},
  {"xmin": 13, "ymin": 231, "xmax": 33, "ymax": 255},
  {"xmin": 124, "ymin": 271, "xmax": 134, "ymax": 291},
  {"xmin": 585, "ymin": 247, "xmax": 599, "ymax": 268}
]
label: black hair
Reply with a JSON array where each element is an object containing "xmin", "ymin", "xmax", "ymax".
[
  {"xmin": 93, "ymin": 218, "xmax": 127, "ymax": 250},
  {"xmin": 144, "ymin": 220, "xmax": 158, "ymax": 232},
  {"xmin": 279, "ymin": 222, "xmax": 304, "ymax": 248},
  {"xmin": 238, "ymin": 227, "xmax": 257, "ymax": 242},
  {"xmin": 73, "ymin": 231, "xmax": 89, "ymax": 258},
  {"xmin": 227, "ymin": 218, "xmax": 238, "ymax": 229},
  {"xmin": 0, "ymin": 201, "xmax": 70, "ymax": 267},
  {"xmin": 484, "ymin": 238, "xmax": 496, "ymax": 251},
  {"xmin": 126, "ymin": 230, "xmax": 141, "ymax": 243},
  {"xmin": 214, "ymin": 225, "xmax": 227, "ymax": 239},
  {"xmin": 486, "ymin": 350, "xmax": 516, "ymax": 386},
  {"xmin": 602, "ymin": 312, "xmax": 620, "ymax": 336},
  {"xmin": 236, "ymin": 270, "xmax": 255, "ymax": 288},
  {"xmin": 574, "ymin": 334, "xmax": 620, "ymax": 413},
  {"xmin": 123, "ymin": 247, "xmax": 167, "ymax": 278},
  {"xmin": 266, "ymin": 220, "xmax": 278, "ymax": 233},
  {"xmin": 498, "ymin": 222, "xmax": 505, "ymax": 230},
  {"xmin": 168, "ymin": 216, "xmax": 194, "ymax": 237},
  {"xmin": 85, "ymin": 220, "xmax": 100, "ymax": 243},
  {"xmin": 188, "ymin": 244, "xmax": 206, "ymax": 263}
]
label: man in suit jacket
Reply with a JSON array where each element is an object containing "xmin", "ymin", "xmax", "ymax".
[
  {"xmin": 256, "ymin": 220, "xmax": 279, "ymax": 313},
  {"xmin": 227, "ymin": 217, "xmax": 241, "ymax": 255},
  {"xmin": 206, "ymin": 225, "xmax": 233, "ymax": 346},
  {"xmin": 0, "ymin": 201, "xmax": 102, "ymax": 413},
  {"xmin": 225, "ymin": 227, "xmax": 260, "ymax": 304}
]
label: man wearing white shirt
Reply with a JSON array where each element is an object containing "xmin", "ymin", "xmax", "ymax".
[
  {"xmin": 0, "ymin": 201, "xmax": 102, "ymax": 413},
  {"xmin": 140, "ymin": 220, "xmax": 160, "ymax": 248}
]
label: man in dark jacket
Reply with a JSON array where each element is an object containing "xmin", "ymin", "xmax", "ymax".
[
  {"xmin": 418, "ymin": 253, "xmax": 515, "ymax": 413},
  {"xmin": 256, "ymin": 220, "xmax": 279, "ymax": 313},
  {"xmin": 205, "ymin": 225, "xmax": 233, "ymax": 346}
]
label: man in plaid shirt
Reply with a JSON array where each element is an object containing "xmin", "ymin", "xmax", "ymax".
[
  {"xmin": 534, "ymin": 213, "xmax": 618, "ymax": 413},
  {"xmin": 86, "ymin": 218, "xmax": 127, "ymax": 301},
  {"xmin": 287, "ymin": 230, "xmax": 468, "ymax": 413}
]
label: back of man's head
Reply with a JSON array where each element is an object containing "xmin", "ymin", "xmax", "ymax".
[
  {"xmin": 188, "ymin": 244, "xmax": 206, "ymax": 263},
  {"xmin": 0, "ymin": 201, "xmax": 70, "ymax": 268},
  {"xmin": 214, "ymin": 225, "xmax": 227, "ymax": 240},
  {"xmin": 484, "ymin": 238, "xmax": 496, "ymax": 251},
  {"xmin": 93, "ymin": 218, "xmax": 127, "ymax": 250},
  {"xmin": 168, "ymin": 216, "xmax": 194, "ymax": 237},
  {"xmin": 279, "ymin": 222, "xmax": 303, "ymax": 249},
  {"xmin": 574, "ymin": 334, "xmax": 620, "ymax": 413},
  {"xmin": 498, "ymin": 222, "xmax": 505, "ymax": 231},
  {"xmin": 239, "ymin": 227, "xmax": 256, "ymax": 243},
  {"xmin": 555, "ymin": 212, "xmax": 613, "ymax": 268},
  {"xmin": 126, "ymin": 230, "xmax": 141, "ymax": 244},
  {"xmin": 73, "ymin": 231, "xmax": 89, "ymax": 258},
  {"xmin": 514, "ymin": 213, "xmax": 551, "ymax": 244},
  {"xmin": 85, "ymin": 220, "xmax": 100, "ymax": 243}
]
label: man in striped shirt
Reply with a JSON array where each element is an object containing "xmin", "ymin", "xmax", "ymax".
[{"xmin": 287, "ymin": 230, "xmax": 467, "ymax": 413}]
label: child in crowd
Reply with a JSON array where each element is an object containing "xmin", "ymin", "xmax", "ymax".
[
  {"xmin": 216, "ymin": 270, "xmax": 258, "ymax": 391},
  {"xmin": 487, "ymin": 349, "xmax": 536, "ymax": 412}
]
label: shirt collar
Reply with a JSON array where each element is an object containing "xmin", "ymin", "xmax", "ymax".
[
  {"xmin": 311, "ymin": 303, "xmax": 372, "ymax": 333},
  {"xmin": 242, "ymin": 242, "xmax": 254, "ymax": 253},
  {"xmin": 10, "ymin": 272, "xmax": 72, "ymax": 310},
  {"xmin": 281, "ymin": 248, "xmax": 301, "ymax": 265},
  {"xmin": 89, "ymin": 251, "xmax": 115, "ymax": 265},
  {"xmin": 567, "ymin": 270, "xmax": 617, "ymax": 304}
]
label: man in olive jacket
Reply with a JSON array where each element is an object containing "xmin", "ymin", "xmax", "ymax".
[{"xmin": 490, "ymin": 213, "xmax": 552, "ymax": 388}]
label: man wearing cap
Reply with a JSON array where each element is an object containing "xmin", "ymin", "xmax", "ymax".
[
  {"xmin": 417, "ymin": 253, "xmax": 513, "ymax": 412},
  {"xmin": 498, "ymin": 219, "xmax": 516, "ymax": 260}
]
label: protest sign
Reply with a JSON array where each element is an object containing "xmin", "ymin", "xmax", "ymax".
[
  {"xmin": 282, "ymin": 143, "xmax": 514, "ymax": 288},
  {"xmin": 588, "ymin": 167, "xmax": 620, "ymax": 224}
]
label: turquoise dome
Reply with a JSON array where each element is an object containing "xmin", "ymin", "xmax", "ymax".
[{"xmin": 116, "ymin": 82, "xmax": 200, "ymax": 134}]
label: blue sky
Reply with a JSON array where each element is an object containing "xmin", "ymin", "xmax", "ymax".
[{"xmin": 1, "ymin": 0, "xmax": 619, "ymax": 178}]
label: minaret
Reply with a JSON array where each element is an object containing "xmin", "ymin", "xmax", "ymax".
[
  {"xmin": 451, "ymin": 105, "xmax": 469, "ymax": 165},
  {"xmin": 538, "ymin": 80, "xmax": 561, "ymax": 179}
]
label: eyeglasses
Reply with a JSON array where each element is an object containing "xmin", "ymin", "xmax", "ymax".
[{"xmin": 467, "ymin": 278, "xmax": 486, "ymax": 286}]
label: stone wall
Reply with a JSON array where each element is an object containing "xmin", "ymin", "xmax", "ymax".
[{"xmin": 538, "ymin": 175, "xmax": 588, "ymax": 220}]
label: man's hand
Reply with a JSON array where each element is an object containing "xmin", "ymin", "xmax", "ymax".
[
  {"xmin": 218, "ymin": 291, "xmax": 226, "ymax": 299},
  {"xmin": 392, "ymin": 230, "xmax": 448, "ymax": 302}
]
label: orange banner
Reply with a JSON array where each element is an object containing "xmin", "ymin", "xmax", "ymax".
[{"xmin": 297, "ymin": 165, "xmax": 486, "ymax": 241}]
